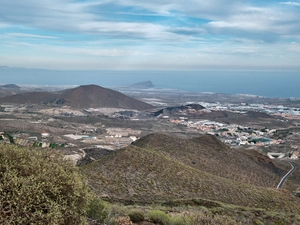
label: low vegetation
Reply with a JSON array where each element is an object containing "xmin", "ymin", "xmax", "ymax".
[
  {"xmin": 127, "ymin": 209, "xmax": 145, "ymax": 223},
  {"xmin": 81, "ymin": 199, "xmax": 300, "ymax": 225},
  {"xmin": 2, "ymin": 133, "xmax": 300, "ymax": 224},
  {"xmin": 82, "ymin": 138, "xmax": 300, "ymax": 213},
  {"xmin": 132, "ymin": 133, "xmax": 285, "ymax": 188},
  {"xmin": 0, "ymin": 143, "xmax": 89, "ymax": 224}
]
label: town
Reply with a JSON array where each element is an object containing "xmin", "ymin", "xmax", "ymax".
[{"xmin": 1, "ymin": 92, "xmax": 300, "ymax": 162}]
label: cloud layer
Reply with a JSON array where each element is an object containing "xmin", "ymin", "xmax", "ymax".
[{"xmin": 0, "ymin": 0, "xmax": 299, "ymax": 69}]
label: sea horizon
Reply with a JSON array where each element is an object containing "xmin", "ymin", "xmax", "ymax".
[{"xmin": 1, "ymin": 68, "xmax": 299, "ymax": 99}]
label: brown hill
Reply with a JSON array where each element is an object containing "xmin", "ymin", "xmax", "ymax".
[
  {"xmin": 132, "ymin": 133, "xmax": 284, "ymax": 188},
  {"xmin": 0, "ymin": 84, "xmax": 20, "ymax": 89},
  {"xmin": 0, "ymin": 84, "xmax": 22, "ymax": 98},
  {"xmin": 81, "ymin": 134, "xmax": 300, "ymax": 213},
  {"xmin": 0, "ymin": 84, "xmax": 153, "ymax": 110}
]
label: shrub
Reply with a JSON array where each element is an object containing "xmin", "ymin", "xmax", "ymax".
[
  {"xmin": 0, "ymin": 144, "xmax": 89, "ymax": 225},
  {"xmin": 170, "ymin": 216, "xmax": 186, "ymax": 225},
  {"xmin": 104, "ymin": 204, "xmax": 128, "ymax": 225},
  {"xmin": 128, "ymin": 209, "xmax": 145, "ymax": 222},
  {"xmin": 147, "ymin": 210, "xmax": 171, "ymax": 225},
  {"xmin": 87, "ymin": 197, "xmax": 109, "ymax": 223}
]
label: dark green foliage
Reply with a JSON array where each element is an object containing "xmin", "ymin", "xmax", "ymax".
[
  {"xmin": 49, "ymin": 142, "xmax": 65, "ymax": 148},
  {"xmin": 4, "ymin": 132, "xmax": 14, "ymax": 143},
  {"xmin": 128, "ymin": 209, "xmax": 145, "ymax": 222},
  {"xmin": 33, "ymin": 141, "xmax": 39, "ymax": 147},
  {"xmin": 0, "ymin": 144, "xmax": 89, "ymax": 225}
]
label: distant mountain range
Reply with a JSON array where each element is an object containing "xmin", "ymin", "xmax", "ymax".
[
  {"xmin": 81, "ymin": 133, "xmax": 299, "ymax": 212},
  {"xmin": 0, "ymin": 84, "xmax": 153, "ymax": 110}
]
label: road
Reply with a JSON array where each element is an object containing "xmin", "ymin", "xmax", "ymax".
[{"xmin": 277, "ymin": 161, "xmax": 296, "ymax": 189}]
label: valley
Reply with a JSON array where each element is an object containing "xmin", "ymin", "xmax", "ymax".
[{"xmin": 1, "ymin": 84, "xmax": 300, "ymax": 224}]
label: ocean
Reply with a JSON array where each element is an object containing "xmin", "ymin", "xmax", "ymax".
[{"xmin": 1, "ymin": 68, "xmax": 299, "ymax": 98}]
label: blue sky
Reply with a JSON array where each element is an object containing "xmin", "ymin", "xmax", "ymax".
[{"xmin": 0, "ymin": 0, "xmax": 300, "ymax": 70}]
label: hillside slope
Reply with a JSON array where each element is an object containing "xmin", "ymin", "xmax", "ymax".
[
  {"xmin": 81, "ymin": 133, "xmax": 300, "ymax": 213},
  {"xmin": 133, "ymin": 133, "xmax": 284, "ymax": 188},
  {"xmin": 0, "ymin": 84, "xmax": 153, "ymax": 110}
]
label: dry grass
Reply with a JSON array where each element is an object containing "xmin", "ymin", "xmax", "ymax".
[
  {"xmin": 81, "ymin": 134, "xmax": 300, "ymax": 213},
  {"xmin": 132, "ymin": 133, "xmax": 285, "ymax": 188}
]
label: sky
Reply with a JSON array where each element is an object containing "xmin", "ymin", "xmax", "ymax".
[{"xmin": 0, "ymin": 0, "xmax": 300, "ymax": 70}]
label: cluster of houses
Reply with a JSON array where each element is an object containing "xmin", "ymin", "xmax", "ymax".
[
  {"xmin": 170, "ymin": 118, "xmax": 282, "ymax": 146},
  {"xmin": 165, "ymin": 100, "xmax": 300, "ymax": 149},
  {"xmin": 199, "ymin": 102, "xmax": 300, "ymax": 121},
  {"xmin": 169, "ymin": 118, "xmax": 300, "ymax": 159}
]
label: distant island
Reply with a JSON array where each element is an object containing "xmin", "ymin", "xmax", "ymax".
[{"xmin": 130, "ymin": 81, "xmax": 155, "ymax": 88}]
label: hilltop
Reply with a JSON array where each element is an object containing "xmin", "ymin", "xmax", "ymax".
[
  {"xmin": 81, "ymin": 133, "xmax": 300, "ymax": 213},
  {"xmin": 0, "ymin": 84, "xmax": 153, "ymax": 110}
]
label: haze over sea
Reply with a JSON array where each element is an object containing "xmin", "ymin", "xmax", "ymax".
[{"xmin": 1, "ymin": 67, "xmax": 299, "ymax": 99}]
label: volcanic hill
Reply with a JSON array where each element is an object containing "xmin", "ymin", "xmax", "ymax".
[
  {"xmin": 0, "ymin": 84, "xmax": 22, "ymax": 98},
  {"xmin": 81, "ymin": 133, "xmax": 299, "ymax": 212},
  {"xmin": 0, "ymin": 84, "xmax": 153, "ymax": 110}
]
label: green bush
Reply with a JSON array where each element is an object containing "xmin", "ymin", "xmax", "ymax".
[
  {"xmin": 147, "ymin": 210, "xmax": 171, "ymax": 225},
  {"xmin": 87, "ymin": 197, "xmax": 109, "ymax": 223},
  {"xmin": 0, "ymin": 144, "xmax": 89, "ymax": 225},
  {"xmin": 128, "ymin": 208, "xmax": 145, "ymax": 222},
  {"xmin": 170, "ymin": 216, "xmax": 186, "ymax": 225}
]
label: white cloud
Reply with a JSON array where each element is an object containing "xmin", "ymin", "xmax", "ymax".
[
  {"xmin": 0, "ymin": 0, "xmax": 300, "ymax": 70},
  {"xmin": 280, "ymin": 1, "xmax": 300, "ymax": 6},
  {"xmin": 50, "ymin": 46, "xmax": 132, "ymax": 57},
  {"xmin": 1, "ymin": 0, "xmax": 299, "ymax": 43},
  {"xmin": 0, "ymin": 0, "xmax": 93, "ymax": 32},
  {"xmin": 5, "ymin": 33, "xmax": 58, "ymax": 39}
]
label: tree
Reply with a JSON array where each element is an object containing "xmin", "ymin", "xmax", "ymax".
[{"xmin": 0, "ymin": 144, "xmax": 90, "ymax": 224}]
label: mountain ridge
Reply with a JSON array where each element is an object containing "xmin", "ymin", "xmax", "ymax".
[{"xmin": 0, "ymin": 84, "xmax": 153, "ymax": 110}]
